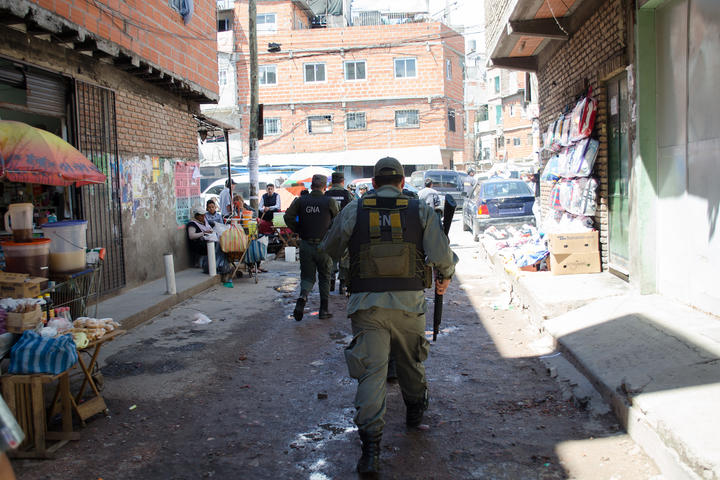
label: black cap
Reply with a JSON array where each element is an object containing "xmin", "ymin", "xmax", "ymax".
[
  {"xmin": 373, "ymin": 157, "xmax": 404, "ymax": 178},
  {"xmin": 331, "ymin": 172, "xmax": 344, "ymax": 183}
]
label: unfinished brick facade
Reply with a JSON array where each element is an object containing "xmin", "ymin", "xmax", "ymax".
[
  {"xmin": 233, "ymin": 0, "xmax": 465, "ymax": 167},
  {"xmin": 29, "ymin": 0, "xmax": 218, "ymax": 93},
  {"xmin": 536, "ymin": 0, "xmax": 629, "ymax": 268}
]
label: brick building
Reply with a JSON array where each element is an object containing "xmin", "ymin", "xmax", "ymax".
[
  {"xmin": 232, "ymin": 0, "xmax": 465, "ymax": 177},
  {"xmin": 0, "ymin": 0, "xmax": 219, "ymax": 291}
]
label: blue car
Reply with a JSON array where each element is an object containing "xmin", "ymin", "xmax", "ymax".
[{"xmin": 462, "ymin": 178, "xmax": 536, "ymax": 241}]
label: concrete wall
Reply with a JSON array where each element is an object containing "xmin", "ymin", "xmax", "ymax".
[
  {"xmin": 28, "ymin": 0, "xmax": 218, "ymax": 94},
  {"xmin": 536, "ymin": 0, "xmax": 629, "ymax": 270}
]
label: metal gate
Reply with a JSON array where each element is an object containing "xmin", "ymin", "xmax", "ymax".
[{"xmin": 73, "ymin": 81, "xmax": 126, "ymax": 293}]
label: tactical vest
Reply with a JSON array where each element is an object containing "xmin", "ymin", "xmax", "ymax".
[
  {"xmin": 325, "ymin": 187, "xmax": 351, "ymax": 210},
  {"xmin": 298, "ymin": 194, "xmax": 332, "ymax": 241},
  {"xmin": 261, "ymin": 192, "xmax": 278, "ymax": 222},
  {"xmin": 348, "ymin": 193, "xmax": 431, "ymax": 293}
]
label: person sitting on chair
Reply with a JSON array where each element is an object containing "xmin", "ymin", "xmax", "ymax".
[
  {"xmin": 187, "ymin": 207, "xmax": 215, "ymax": 268},
  {"xmin": 205, "ymin": 199, "xmax": 223, "ymax": 224}
]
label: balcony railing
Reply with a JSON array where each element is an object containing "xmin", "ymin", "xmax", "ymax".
[
  {"xmin": 217, "ymin": 0, "xmax": 234, "ymax": 10},
  {"xmin": 351, "ymin": 11, "xmax": 429, "ymax": 27}
]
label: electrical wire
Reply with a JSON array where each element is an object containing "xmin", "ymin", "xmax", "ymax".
[{"xmin": 545, "ymin": 0, "xmax": 569, "ymax": 36}]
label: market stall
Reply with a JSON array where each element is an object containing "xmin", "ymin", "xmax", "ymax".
[{"xmin": 0, "ymin": 121, "xmax": 124, "ymax": 457}]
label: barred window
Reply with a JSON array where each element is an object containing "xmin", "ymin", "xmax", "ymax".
[
  {"xmin": 346, "ymin": 112, "xmax": 366, "ymax": 130},
  {"xmin": 395, "ymin": 110, "xmax": 419, "ymax": 128},
  {"xmin": 264, "ymin": 118, "xmax": 281, "ymax": 136},
  {"xmin": 448, "ymin": 108, "xmax": 456, "ymax": 132}
]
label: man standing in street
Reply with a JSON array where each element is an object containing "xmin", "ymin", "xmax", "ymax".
[
  {"xmin": 284, "ymin": 174, "xmax": 339, "ymax": 321},
  {"xmin": 320, "ymin": 157, "xmax": 457, "ymax": 476},
  {"xmin": 325, "ymin": 172, "xmax": 354, "ymax": 294},
  {"xmin": 218, "ymin": 178, "xmax": 236, "ymax": 219},
  {"xmin": 418, "ymin": 178, "xmax": 442, "ymax": 214},
  {"xmin": 259, "ymin": 183, "xmax": 281, "ymax": 222}
]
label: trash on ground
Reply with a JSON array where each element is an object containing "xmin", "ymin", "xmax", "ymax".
[{"xmin": 192, "ymin": 313, "xmax": 212, "ymax": 324}]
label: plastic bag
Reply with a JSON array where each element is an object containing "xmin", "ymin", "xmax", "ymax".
[
  {"xmin": 219, "ymin": 224, "xmax": 248, "ymax": 253},
  {"xmin": 570, "ymin": 94, "xmax": 598, "ymax": 141},
  {"xmin": 244, "ymin": 237, "xmax": 268, "ymax": 264},
  {"xmin": 565, "ymin": 177, "xmax": 598, "ymax": 216},
  {"xmin": 9, "ymin": 331, "xmax": 78, "ymax": 375},
  {"xmin": 541, "ymin": 156, "xmax": 560, "ymax": 182}
]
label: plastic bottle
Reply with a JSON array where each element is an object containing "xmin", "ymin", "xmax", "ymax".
[{"xmin": 44, "ymin": 293, "xmax": 54, "ymax": 322}]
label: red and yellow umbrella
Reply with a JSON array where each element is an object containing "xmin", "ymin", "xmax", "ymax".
[{"xmin": 0, "ymin": 120, "xmax": 106, "ymax": 186}]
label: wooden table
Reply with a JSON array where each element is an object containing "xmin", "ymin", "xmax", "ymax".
[
  {"xmin": 72, "ymin": 329, "xmax": 125, "ymax": 425},
  {"xmin": 2, "ymin": 370, "xmax": 78, "ymax": 458}
]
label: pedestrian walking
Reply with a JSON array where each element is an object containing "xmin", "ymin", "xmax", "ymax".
[
  {"xmin": 418, "ymin": 178, "xmax": 442, "ymax": 215},
  {"xmin": 325, "ymin": 172, "xmax": 355, "ymax": 294},
  {"xmin": 284, "ymin": 174, "xmax": 339, "ymax": 321},
  {"xmin": 320, "ymin": 157, "xmax": 457, "ymax": 476}
]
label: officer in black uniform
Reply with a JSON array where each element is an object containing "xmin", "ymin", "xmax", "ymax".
[
  {"xmin": 284, "ymin": 174, "xmax": 339, "ymax": 321},
  {"xmin": 325, "ymin": 172, "xmax": 354, "ymax": 294}
]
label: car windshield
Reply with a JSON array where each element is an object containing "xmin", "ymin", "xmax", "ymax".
[
  {"xmin": 482, "ymin": 181, "xmax": 533, "ymax": 198},
  {"xmin": 425, "ymin": 173, "xmax": 458, "ymax": 189}
]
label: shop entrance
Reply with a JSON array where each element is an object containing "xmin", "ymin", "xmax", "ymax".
[
  {"xmin": 74, "ymin": 82, "xmax": 126, "ymax": 293},
  {"xmin": 606, "ymin": 72, "xmax": 631, "ymax": 275}
]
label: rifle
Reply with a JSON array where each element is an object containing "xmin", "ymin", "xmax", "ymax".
[{"xmin": 433, "ymin": 195, "xmax": 456, "ymax": 341}]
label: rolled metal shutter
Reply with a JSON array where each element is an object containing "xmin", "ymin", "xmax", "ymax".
[{"xmin": 26, "ymin": 71, "xmax": 67, "ymax": 117}]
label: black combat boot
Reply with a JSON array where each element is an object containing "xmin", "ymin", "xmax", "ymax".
[
  {"xmin": 405, "ymin": 391, "xmax": 429, "ymax": 428},
  {"xmin": 318, "ymin": 298, "xmax": 332, "ymax": 319},
  {"xmin": 293, "ymin": 296, "xmax": 306, "ymax": 322},
  {"xmin": 330, "ymin": 273, "xmax": 336, "ymax": 292},
  {"xmin": 357, "ymin": 430, "xmax": 381, "ymax": 477},
  {"xmin": 338, "ymin": 280, "xmax": 346, "ymax": 295}
]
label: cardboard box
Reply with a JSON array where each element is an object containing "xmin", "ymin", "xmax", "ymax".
[
  {"xmin": 0, "ymin": 273, "xmax": 46, "ymax": 298},
  {"xmin": 548, "ymin": 231, "xmax": 599, "ymax": 254},
  {"xmin": 6, "ymin": 307, "xmax": 43, "ymax": 333},
  {"xmin": 550, "ymin": 251, "xmax": 601, "ymax": 275}
]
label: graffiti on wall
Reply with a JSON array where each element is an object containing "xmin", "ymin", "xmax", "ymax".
[{"xmin": 175, "ymin": 162, "xmax": 202, "ymax": 226}]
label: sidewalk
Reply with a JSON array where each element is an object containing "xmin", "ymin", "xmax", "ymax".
[
  {"xmin": 94, "ymin": 268, "xmax": 221, "ymax": 330},
  {"xmin": 479, "ymin": 238, "xmax": 720, "ymax": 480}
]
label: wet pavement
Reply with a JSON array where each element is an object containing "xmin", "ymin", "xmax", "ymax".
[{"xmin": 14, "ymin": 221, "xmax": 660, "ymax": 479}]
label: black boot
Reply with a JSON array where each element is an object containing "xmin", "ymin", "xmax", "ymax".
[
  {"xmin": 330, "ymin": 274, "xmax": 336, "ymax": 293},
  {"xmin": 357, "ymin": 430, "xmax": 381, "ymax": 476},
  {"xmin": 405, "ymin": 391, "xmax": 429, "ymax": 428},
  {"xmin": 319, "ymin": 298, "xmax": 332, "ymax": 319},
  {"xmin": 293, "ymin": 297, "xmax": 306, "ymax": 322},
  {"xmin": 338, "ymin": 280, "xmax": 346, "ymax": 295}
]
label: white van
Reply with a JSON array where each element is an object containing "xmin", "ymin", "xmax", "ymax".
[{"xmin": 201, "ymin": 174, "xmax": 283, "ymax": 208}]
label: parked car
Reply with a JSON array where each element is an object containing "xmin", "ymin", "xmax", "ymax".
[
  {"xmin": 462, "ymin": 178, "xmax": 535, "ymax": 242},
  {"xmin": 409, "ymin": 169, "xmax": 467, "ymax": 208}
]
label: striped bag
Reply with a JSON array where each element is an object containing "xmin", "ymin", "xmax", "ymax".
[
  {"xmin": 219, "ymin": 224, "xmax": 248, "ymax": 253},
  {"xmin": 244, "ymin": 237, "xmax": 268, "ymax": 264},
  {"xmin": 9, "ymin": 331, "xmax": 78, "ymax": 375}
]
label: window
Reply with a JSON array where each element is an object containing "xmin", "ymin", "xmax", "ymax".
[
  {"xmin": 264, "ymin": 118, "xmax": 281, "ymax": 136},
  {"xmin": 259, "ymin": 65, "xmax": 277, "ymax": 85},
  {"xmin": 528, "ymin": 133, "xmax": 533, "ymax": 145},
  {"xmin": 218, "ymin": 68, "xmax": 227, "ymax": 86},
  {"xmin": 448, "ymin": 109, "xmax": 456, "ymax": 132},
  {"xmin": 446, "ymin": 59, "xmax": 452, "ymax": 80},
  {"xmin": 395, "ymin": 109, "xmax": 419, "ymax": 128},
  {"xmin": 346, "ymin": 112, "xmax": 366, "ymax": 130},
  {"xmin": 344, "ymin": 60, "xmax": 366, "ymax": 81},
  {"xmin": 509, "ymin": 104, "xmax": 515, "ymax": 116},
  {"xmin": 218, "ymin": 18, "xmax": 231, "ymax": 31},
  {"xmin": 513, "ymin": 138, "xmax": 521, "ymax": 146},
  {"xmin": 495, "ymin": 105, "xmax": 502, "ymax": 124},
  {"xmin": 477, "ymin": 105, "xmax": 488, "ymax": 122},
  {"xmin": 304, "ymin": 63, "xmax": 326, "ymax": 83},
  {"xmin": 296, "ymin": 18, "xmax": 306, "ymax": 29},
  {"xmin": 307, "ymin": 115, "xmax": 333, "ymax": 134},
  {"xmin": 257, "ymin": 13, "xmax": 276, "ymax": 34},
  {"xmin": 506, "ymin": 138, "xmax": 511, "ymax": 145},
  {"xmin": 494, "ymin": 76, "xmax": 500, "ymax": 93},
  {"xmin": 394, "ymin": 58, "xmax": 417, "ymax": 78}
]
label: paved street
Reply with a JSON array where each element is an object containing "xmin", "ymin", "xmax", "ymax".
[{"xmin": 15, "ymin": 221, "xmax": 659, "ymax": 480}]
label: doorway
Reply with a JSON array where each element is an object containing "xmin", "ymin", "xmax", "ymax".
[{"xmin": 606, "ymin": 72, "xmax": 631, "ymax": 274}]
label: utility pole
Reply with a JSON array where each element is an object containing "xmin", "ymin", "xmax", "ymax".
[{"xmin": 248, "ymin": 0, "xmax": 259, "ymax": 210}]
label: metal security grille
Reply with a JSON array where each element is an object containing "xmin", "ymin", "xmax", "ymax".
[{"xmin": 73, "ymin": 81, "xmax": 126, "ymax": 293}]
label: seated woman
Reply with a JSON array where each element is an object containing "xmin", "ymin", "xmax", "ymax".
[
  {"xmin": 187, "ymin": 207, "xmax": 232, "ymax": 279},
  {"xmin": 187, "ymin": 207, "xmax": 215, "ymax": 267}
]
